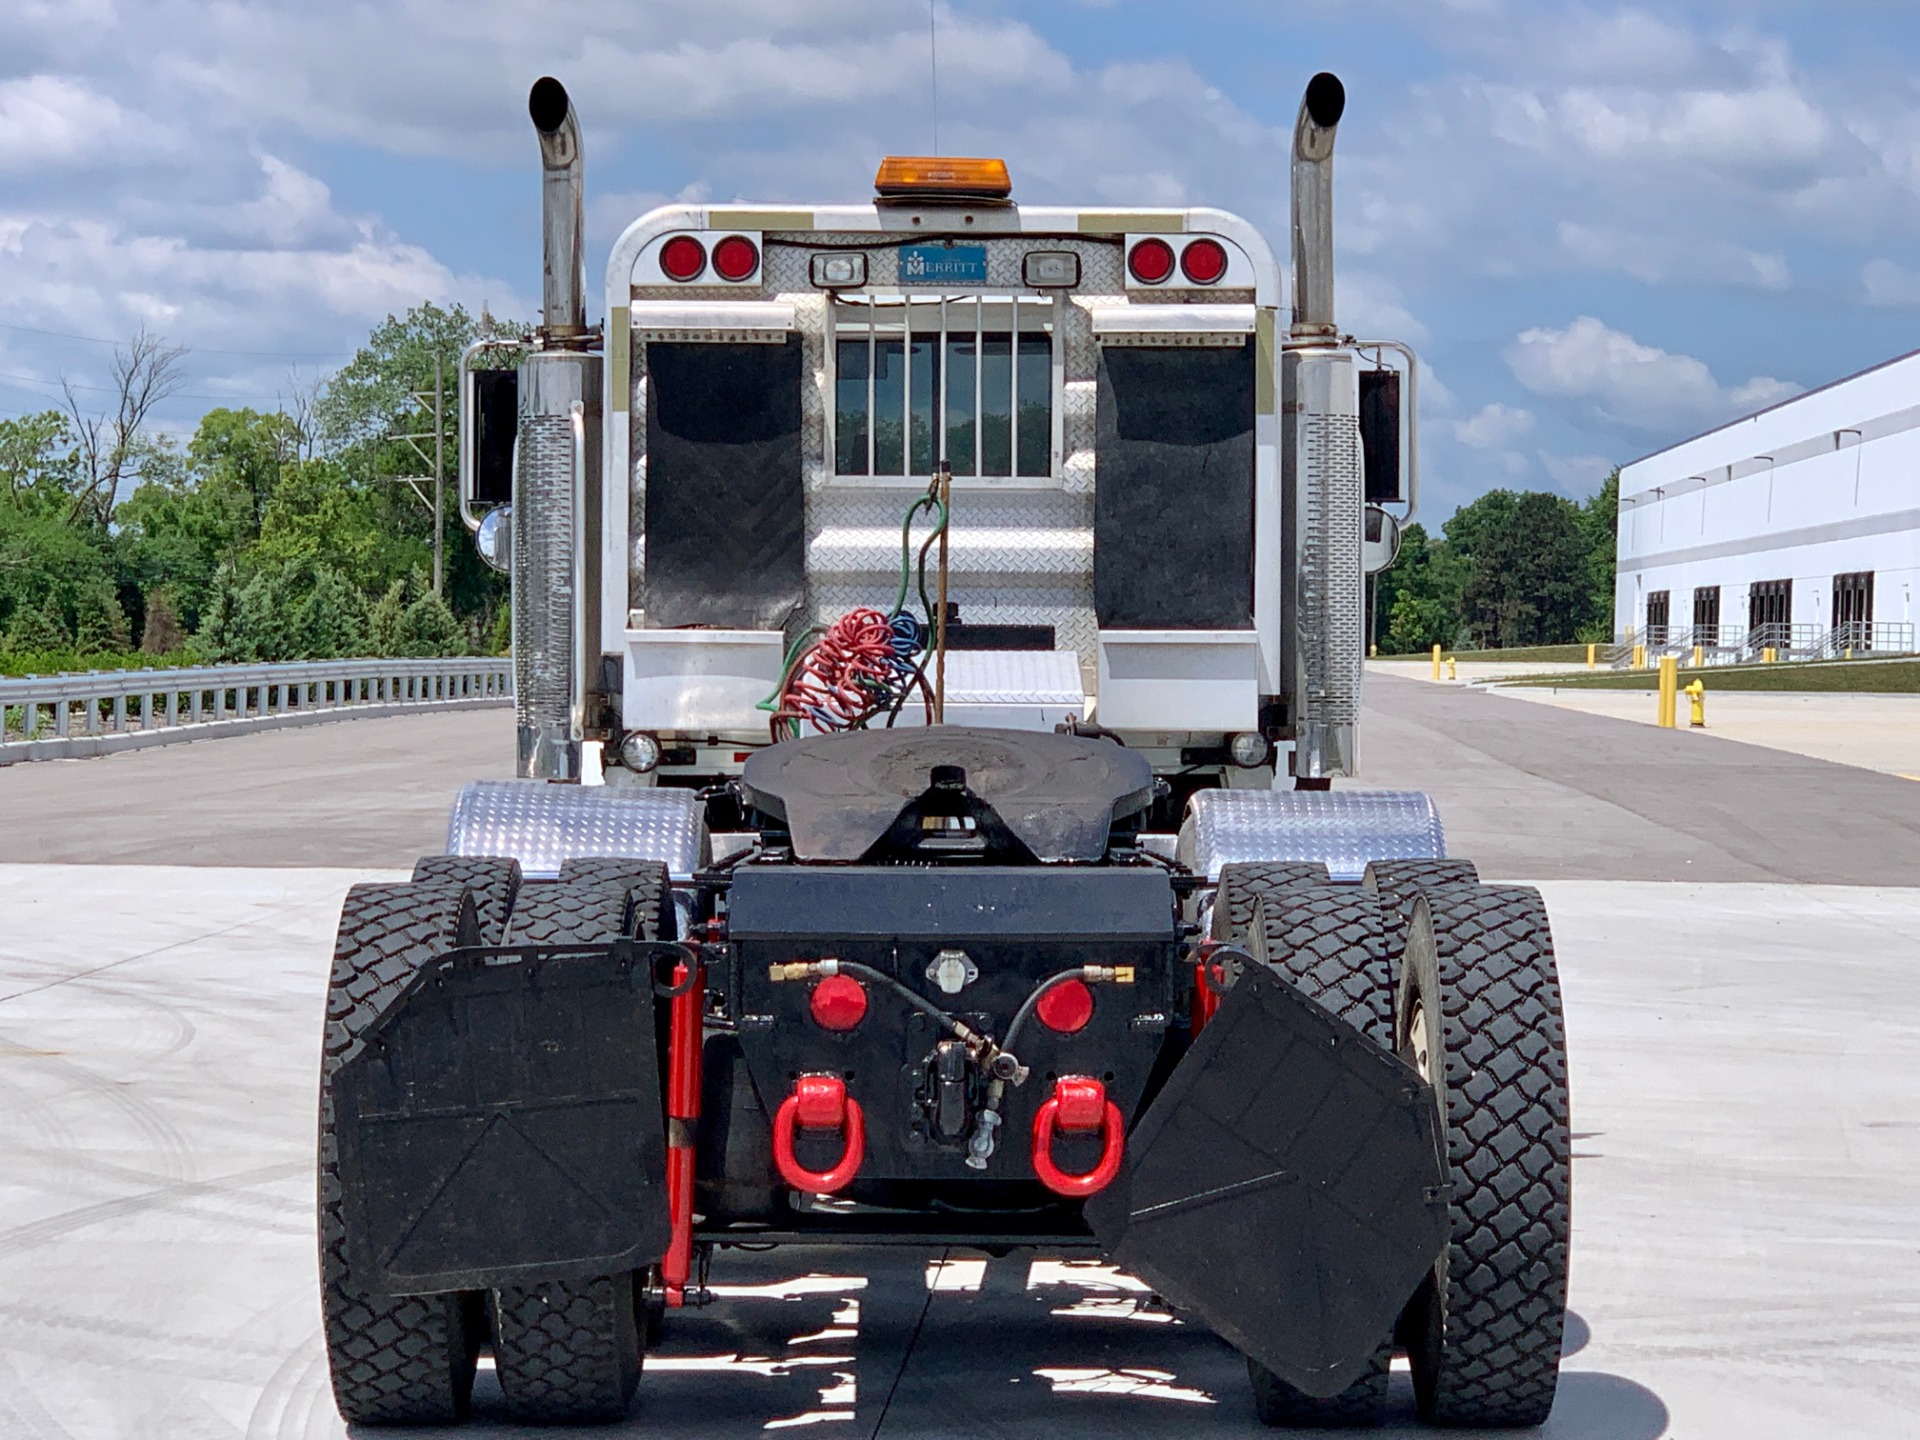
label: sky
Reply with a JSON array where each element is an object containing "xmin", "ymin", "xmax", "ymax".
[{"xmin": 5, "ymin": 0, "xmax": 1920, "ymax": 524}]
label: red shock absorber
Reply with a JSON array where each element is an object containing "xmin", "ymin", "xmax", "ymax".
[{"xmin": 662, "ymin": 952, "xmax": 705, "ymax": 1306}]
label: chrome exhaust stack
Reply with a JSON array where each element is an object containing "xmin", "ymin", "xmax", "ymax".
[
  {"xmin": 1283, "ymin": 72, "xmax": 1363, "ymax": 781},
  {"xmin": 515, "ymin": 76, "xmax": 603, "ymax": 781}
]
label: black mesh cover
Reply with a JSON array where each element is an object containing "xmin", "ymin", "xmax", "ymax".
[
  {"xmin": 643, "ymin": 338, "xmax": 804, "ymax": 630},
  {"xmin": 1094, "ymin": 343, "xmax": 1256, "ymax": 629}
]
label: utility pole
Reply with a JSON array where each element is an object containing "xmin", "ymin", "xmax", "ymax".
[
  {"xmin": 434, "ymin": 354, "xmax": 445, "ymax": 596},
  {"xmin": 394, "ymin": 352, "xmax": 451, "ymax": 594}
]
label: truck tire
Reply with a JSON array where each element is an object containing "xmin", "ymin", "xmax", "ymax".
[
  {"xmin": 320, "ymin": 882, "xmax": 483, "ymax": 1426},
  {"xmin": 411, "ymin": 854, "xmax": 522, "ymax": 940},
  {"xmin": 1397, "ymin": 884, "xmax": 1568, "ymax": 1428},
  {"xmin": 489, "ymin": 1273, "xmax": 641, "ymax": 1426},
  {"xmin": 1362, "ymin": 859, "xmax": 1479, "ymax": 922},
  {"xmin": 1215, "ymin": 877, "xmax": 1395, "ymax": 1426},
  {"xmin": 1210, "ymin": 861, "xmax": 1331, "ymax": 945},
  {"xmin": 487, "ymin": 870, "xmax": 668, "ymax": 1424},
  {"xmin": 557, "ymin": 855, "xmax": 675, "ymax": 940}
]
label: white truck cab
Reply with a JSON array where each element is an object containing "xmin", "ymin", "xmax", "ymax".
[{"xmin": 463, "ymin": 73, "xmax": 1416, "ymax": 818}]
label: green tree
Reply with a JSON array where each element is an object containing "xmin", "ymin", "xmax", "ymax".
[
  {"xmin": 1455, "ymin": 490, "xmax": 1591, "ymax": 647},
  {"xmin": 1376, "ymin": 522, "xmax": 1468, "ymax": 653},
  {"xmin": 1577, "ymin": 469, "xmax": 1620, "ymax": 640}
]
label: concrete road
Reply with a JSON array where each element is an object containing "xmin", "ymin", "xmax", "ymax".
[
  {"xmin": 3, "ymin": 865, "xmax": 1917, "ymax": 1438},
  {"xmin": 1359, "ymin": 675, "xmax": 1920, "ymax": 885},
  {"xmin": 1496, "ymin": 686, "xmax": 1920, "ymax": 780},
  {"xmin": 4, "ymin": 677, "xmax": 1919, "ymax": 884}
]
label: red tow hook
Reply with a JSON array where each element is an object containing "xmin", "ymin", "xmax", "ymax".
[
  {"xmin": 773, "ymin": 1075, "xmax": 866, "ymax": 1194},
  {"xmin": 1031, "ymin": 1075, "xmax": 1124, "ymax": 1198}
]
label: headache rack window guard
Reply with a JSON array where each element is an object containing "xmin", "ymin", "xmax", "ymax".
[{"xmin": 830, "ymin": 294, "xmax": 1061, "ymax": 482}]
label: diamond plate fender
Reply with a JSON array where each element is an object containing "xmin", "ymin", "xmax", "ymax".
[
  {"xmin": 445, "ymin": 780, "xmax": 707, "ymax": 879},
  {"xmin": 1178, "ymin": 787, "xmax": 1445, "ymax": 883}
]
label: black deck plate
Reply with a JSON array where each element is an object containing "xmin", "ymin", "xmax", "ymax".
[{"xmin": 738, "ymin": 726, "xmax": 1155, "ymax": 863}]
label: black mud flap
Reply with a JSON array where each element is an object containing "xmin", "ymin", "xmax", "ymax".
[
  {"xmin": 1084, "ymin": 966, "xmax": 1448, "ymax": 1399},
  {"xmin": 332, "ymin": 943, "xmax": 673, "ymax": 1295}
]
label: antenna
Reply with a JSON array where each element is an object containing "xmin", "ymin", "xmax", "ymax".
[{"xmin": 929, "ymin": 2, "xmax": 939, "ymax": 155}]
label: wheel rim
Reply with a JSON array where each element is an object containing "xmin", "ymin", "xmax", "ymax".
[{"xmin": 1408, "ymin": 1000, "xmax": 1432, "ymax": 1082}]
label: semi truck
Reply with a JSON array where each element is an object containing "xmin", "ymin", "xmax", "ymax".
[{"xmin": 318, "ymin": 71, "xmax": 1569, "ymax": 1429}]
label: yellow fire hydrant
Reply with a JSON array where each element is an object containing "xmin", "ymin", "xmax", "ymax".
[
  {"xmin": 1447, "ymin": 656, "xmax": 1458, "ymax": 681},
  {"xmin": 1685, "ymin": 678, "xmax": 1706, "ymax": 728}
]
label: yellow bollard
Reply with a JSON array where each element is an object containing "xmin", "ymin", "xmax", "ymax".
[
  {"xmin": 1431, "ymin": 643, "xmax": 1442, "ymax": 680},
  {"xmin": 1845, "ymin": 646, "xmax": 1853, "ymax": 661},
  {"xmin": 1586, "ymin": 643, "xmax": 1596, "ymax": 669},
  {"xmin": 1633, "ymin": 643, "xmax": 1647, "ymax": 669},
  {"xmin": 1446, "ymin": 656, "xmax": 1458, "ymax": 681},
  {"xmin": 1692, "ymin": 644, "xmax": 1704, "ymax": 668},
  {"xmin": 1685, "ymin": 679, "xmax": 1705, "ymax": 728},
  {"xmin": 1763, "ymin": 646, "xmax": 1777, "ymax": 664},
  {"xmin": 1657, "ymin": 655, "xmax": 1679, "ymax": 728}
]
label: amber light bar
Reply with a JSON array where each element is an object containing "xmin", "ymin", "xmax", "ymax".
[{"xmin": 874, "ymin": 155, "xmax": 1013, "ymax": 199}]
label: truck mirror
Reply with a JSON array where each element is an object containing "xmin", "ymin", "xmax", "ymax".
[
  {"xmin": 471, "ymin": 369, "xmax": 518, "ymax": 506},
  {"xmin": 1359, "ymin": 367, "xmax": 1402, "ymax": 504},
  {"xmin": 1363, "ymin": 504, "xmax": 1401, "ymax": 574}
]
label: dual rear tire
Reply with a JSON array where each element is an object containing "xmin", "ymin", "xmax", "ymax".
[
  {"xmin": 319, "ymin": 856, "xmax": 671, "ymax": 1427},
  {"xmin": 1213, "ymin": 859, "xmax": 1568, "ymax": 1430}
]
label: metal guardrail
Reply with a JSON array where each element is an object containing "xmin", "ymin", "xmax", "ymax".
[{"xmin": 1, "ymin": 657, "xmax": 512, "ymax": 764}]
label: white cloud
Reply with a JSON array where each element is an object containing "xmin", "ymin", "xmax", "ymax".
[
  {"xmin": 1557, "ymin": 221, "xmax": 1789, "ymax": 290},
  {"xmin": 1452, "ymin": 402, "xmax": 1534, "ymax": 449},
  {"xmin": 1506, "ymin": 316, "xmax": 1799, "ymax": 434},
  {"xmin": 1538, "ymin": 450, "xmax": 1616, "ymax": 496},
  {"xmin": 1861, "ymin": 258, "xmax": 1920, "ymax": 307},
  {"xmin": 0, "ymin": 75, "xmax": 174, "ymax": 172}
]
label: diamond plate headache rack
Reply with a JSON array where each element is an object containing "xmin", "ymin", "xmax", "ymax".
[
  {"xmin": 446, "ymin": 779, "xmax": 708, "ymax": 879},
  {"xmin": 1177, "ymin": 787, "xmax": 1445, "ymax": 883}
]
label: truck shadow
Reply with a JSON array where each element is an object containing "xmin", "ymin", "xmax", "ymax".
[{"xmin": 389, "ymin": 1257, "xmax": 1667, "ymax": 1439}]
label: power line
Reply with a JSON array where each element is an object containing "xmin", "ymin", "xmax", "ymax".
[
  {"xmin": 0, "ymin": 320, "xmax": 345, "ymax": 360},
  {"xmin": 0, "ymin": 374, "xmax": 291, "ymax": 405}
]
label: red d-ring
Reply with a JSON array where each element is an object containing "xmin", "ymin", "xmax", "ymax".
[
  {"xmin": 773, "ymin": 1076, "xmax": 866, "ymax": 1194},
  {"xmin": 1031, "ymin": 1076, "xmax": 1125, "ymax": 1198}
]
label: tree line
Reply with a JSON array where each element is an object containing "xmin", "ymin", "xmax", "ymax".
[
  {"xmin": 1372, "ymin": 473, "xmax": 1618, "ymax": 654},
  {"xmin": 0, "ymin": 304, "xmax": 523, "ymax": 676},
  {"xmin": 3, "ymin": 301, "xmax": 1620, "ymax": 675}
]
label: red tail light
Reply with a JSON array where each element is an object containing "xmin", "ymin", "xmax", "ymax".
[
  {"xmin": 1180, "ymin": 238, "xmax": 1228, "ymax": 285},
  {"xmin": 809, "ymin": 973, "xmax": 867, "ymax": 1031},
  {"xmin": 1127, "ymin": 237, "xmax": 1175, "ymax": 285},
  {"xmin": 713, "ymin": 234, "xmax": 760, "ymax": 282},
  {"xmin": 1035, "ymin": 978, "xmax": 1094, "ymax": 1034},
  {"xmin": 660, "ymin": 235, "xmax": 706, "ymax": 281}
]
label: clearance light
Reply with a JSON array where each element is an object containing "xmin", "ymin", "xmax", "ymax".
[
  {"xmin": 1035, "ymin": 978, "xmax": 1094, "ymax": 1034},
  {"xmin": 809, "ymin": 974, "xmax": 868, "ymax": 1031},
  {"xmin": 1228, "ymin": 732, "xmax": 1272, "ymax": 768},
  {"xmin": 1181, "ymin": 238, "xmax": 1229, "ymax": 285},
  {"xmin": 1023, "ymin": 251, "xmax": 1080, "ymax": 288},
  {"xmin": 874, "ymin": 155, "xmax": 1013, "ymax": 199},
  {"xmin": 1127, "ymin": 237, "xmax": 1175, "ymax": 285},
  {"xmin": 660, "ymin": 235, "xmax": 706, "ymax": 282},
  {"xmin": 712, "ymin": 234, "xmax": 760, "ymax": 282},
  {"xmin": 811, "ymin": 252, "xmax": 868, "ymax": 288}
]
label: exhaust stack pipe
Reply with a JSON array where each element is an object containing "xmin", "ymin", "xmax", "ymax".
[
  {"xmin": 1290, "ymin": 72, "xmax": 1345, "ymax": 339},
  {"xmin": 529, "ymin": 76, "xmax": 586, "ymax": 340},
  {"xmin": 514, "ymin": 77, "xmax": 603, "ymax": 781},
  {"xmin": 1283, "ymin": 72, "xmax": 1362, "ymax": 782}
]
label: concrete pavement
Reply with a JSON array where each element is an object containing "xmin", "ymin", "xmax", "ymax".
[{"xmin": 4, "ymin": 865, "xmax": 1917, "ymax": 1437}]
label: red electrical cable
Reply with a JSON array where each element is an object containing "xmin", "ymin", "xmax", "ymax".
[{"xmin": 772, "ymin": 608, "xmax": 913, "ymax": 737}]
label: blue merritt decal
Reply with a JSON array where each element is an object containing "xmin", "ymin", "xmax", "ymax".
[{"xmin": 899, "ymin": 243, "xmax": 988, "ymax": 285}]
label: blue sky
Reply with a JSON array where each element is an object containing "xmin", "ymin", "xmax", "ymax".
[{"xmin": 5, "ymin": 0, "xmax": 1920, "ymax": 523}]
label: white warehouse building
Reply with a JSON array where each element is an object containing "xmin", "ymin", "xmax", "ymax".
[{"xmin": 1616, "ymin": 348, "xmax": 1920, "ymax": 657}]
